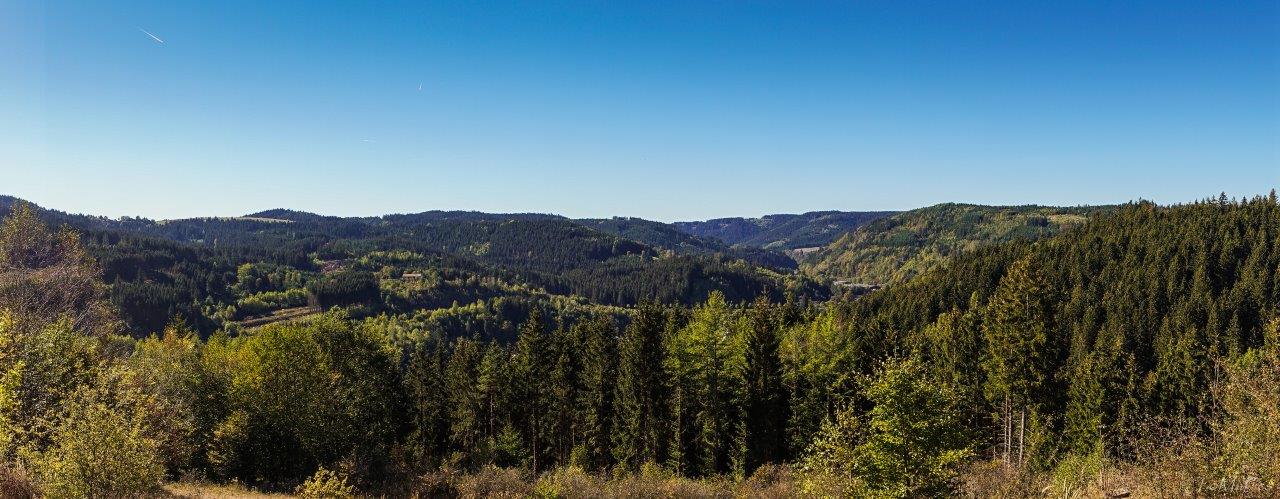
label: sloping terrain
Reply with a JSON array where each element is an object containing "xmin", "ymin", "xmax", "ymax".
[
  {"xmin": 803, "ymin": 203, "xmax": 1112, "ymax": 284},
  {"xmin": 0, "ymin": 196, "xmax": 819, "ymax": 335},
  {"xmin": 674, "ymin": 211, "xmax": 896, "ymax": 250},
  {"xmin": 575, "ymin": 217, "xmax": 797, "ymax": 269}
]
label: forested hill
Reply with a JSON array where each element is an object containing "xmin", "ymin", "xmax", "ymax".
[
  {"xmin": 0, "ymin": 196, "xmax": 818, "ymax": 336},
  {"xmin": 786, "ymin": 194, "xmax": 1280, "ymax": 477},
  {"xmin": 673, "ymin": 210, "xmax": 897, "ymax": 250},
  {"xmin": 244, "ymin": 208, "xmax": 334, "ymax": 222},
  {"xmin": 574, "ymin": 217, "xmax": 797, "ymax": 269},
  {"xmin": 802, "ymin": 203, "xmax": 1113, "ymax": 284}
]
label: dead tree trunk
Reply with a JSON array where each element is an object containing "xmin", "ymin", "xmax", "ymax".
[
  {"xmin": 1002, "ymin": 394, "xmax": 1011, "ymax": 464},
  {"xmin": 1018, "ymin": 407, "xmax": 1026, "ymax": 467}
]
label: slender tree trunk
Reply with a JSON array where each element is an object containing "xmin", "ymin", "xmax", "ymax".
[
  {"xmin": 1018, "ymin": 407, "xmax": 1026, "ymax": 467},
  {"xmin": 1002, "ymin": 394, "xmax": 1011, "ymax": 464}
]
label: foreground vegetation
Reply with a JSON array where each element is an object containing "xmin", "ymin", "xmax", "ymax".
[{"xmin": 1, "ymin": 193, "xmax": 1278, "ymax": 497}]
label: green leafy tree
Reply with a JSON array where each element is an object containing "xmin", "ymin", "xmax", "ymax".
[
  {"xmin": 801, "ymin": 358, "xmax": 972, "ymax": 498},
  {"xmin": 0, "ymin": 318, "xmax": 99, "ymax": 459},
  {"xmin": 210, "ymin": 312, "xmax": 403, "ymax": 485},
  {"xmin": 0, "ymin": 202, "xmax": 115, "ymax": 336},
  {"xmin": 665, "ymin": 291, "xmax": 743, "ymax": 476},
  {"xmin": 118, "ymin": 321, "xmax": 219, "ymax": 474}
]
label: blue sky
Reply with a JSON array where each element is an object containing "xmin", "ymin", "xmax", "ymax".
[{"xmin": 2, "ymin": 1, "xmax": 1277, "ymax": 221}]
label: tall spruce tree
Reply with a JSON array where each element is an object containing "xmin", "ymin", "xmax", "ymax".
[
  {"xmin": 742, "ymin": 296, "xmax": 789, "ymax": 473},
  {"xmin": 476, "ymin": 342, "xmax": 509, "ymax": 452},
  {"xmin": 404, "ymin": 337, "xmax": 450, "ymax": 470},
  {"xmin": 548, "ymin": 323, "xmax": 585, "ymax": 465},
  {"xmin": 511, "ymin": 309, "xmax": 554, "ymax": 472},
  {"xmin": 982, "ymin": 257, "xmax": 1054, "ymax": 467},
  {"xmin": 444, "ymin": 338, "xmax": 486, "ymax": 460},
  {"xmin": 613, "ymin": 302, "xmax": 669, "ymax": 469},
  {"xmin": 577, "ymin": 316, "xmax": 618, "ymax": 470}
]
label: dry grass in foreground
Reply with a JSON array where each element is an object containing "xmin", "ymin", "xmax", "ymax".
[
  {"xmin": 164, "ymin": 481, "xmax": 293, "ymax": 498},
  {"xmin": 413, "ymin": 464, "xmax": 795, "ymax": 499}
]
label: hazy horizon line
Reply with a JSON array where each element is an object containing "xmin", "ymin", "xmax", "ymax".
[{"xmin": 7, "ymin": 191, "xmax": 1270, "ymax": 224}]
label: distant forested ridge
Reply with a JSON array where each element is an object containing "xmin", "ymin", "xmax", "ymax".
[
  {"xmin": 576, "ymin": 217, "xmax": 799, "ymax": 269},
  {"xmin": 0, "ymin": 196, "xmax": 819, "ymax": 338},
  {"xmin": 674, "ymin": 211, "xmax": 897, "ymax": 250},
  {"xmin": 803, "ymin": 203, "xmax": 1113, "ymax": 284}
]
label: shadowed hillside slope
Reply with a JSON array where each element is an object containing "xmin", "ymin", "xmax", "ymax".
[{"xmin": 674, "ymin": 211, "xmax": 896, "ymax": 250}]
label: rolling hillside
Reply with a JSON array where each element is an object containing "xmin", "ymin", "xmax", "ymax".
[
  {"xmin": 0, "ymin": 196, "xmax": 821, "ymax": 335},
  {"xmin": 803, "ymin": 203, "xmax": 1112, "ymax": 284},
  {"xmin": 574, "ymin": 217, "xmax": 797, "ymax": 269},
  {"xmin": 673, "ymin": 211, "xmax": 896, "ymax": 250}
]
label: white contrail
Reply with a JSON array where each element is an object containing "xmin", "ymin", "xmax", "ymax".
[{"xmin": 139, "ymin": 28, "xmax": 165, "ymax": 44}]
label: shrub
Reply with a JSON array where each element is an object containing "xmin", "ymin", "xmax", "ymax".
[
  {"xmin": 532, "ymin": 466, "xmax": 597, "ymax": 498},
  {"xmin": 452, "ymin": 466, "xmax": 529, "ymax": 498},
  {"xmin": 415, "ymin": 467, "xmax": 461, "ymax": 497},
  {"xmin": 1049, "ymin": 447, "xmax": 1105, "ymax": 497},
  {"xmin": 1213, "ymin": 319, "xmax": 1280, "ymax": 493},
  {"xmin": 296, "ymin": 467, "xmax": 356, "ymax": 498},
  {"xmin": 956, "ymin": 460, "xmax": 1042, "ymax": 498},
  {"xmin": 0, "ymin": 463, "xmax": 38, "ymax": 499},
  {"xmin": 30, "ymin": 394, "xmax": 163, "ymax": 498},
  {"xmin": 413, "ymin": 465, "xmax": 799, "ymax": 499},
  {"xmin": 737, "ymin": 463, "xmax": 795, "ymax": 498}
]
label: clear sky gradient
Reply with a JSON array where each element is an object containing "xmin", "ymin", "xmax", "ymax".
[{"xmin": 2, "ymin": 1, "xmax": 1277, "ymax": 221}]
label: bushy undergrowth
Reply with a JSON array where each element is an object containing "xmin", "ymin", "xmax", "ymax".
[
  {"xmin": 413, "ymin": 463, "xmax": 795, "ymax": 499},
  {"xmin": 295, "ymin": 467, "xmax": 357, "ymax": 498},
  {"xmin": 0, "ymin": 462, "xmax": 38, "ymax": 499},
  {"xmin": 28, "ymin": 391, "xmax": 165, "ymax": 498}
]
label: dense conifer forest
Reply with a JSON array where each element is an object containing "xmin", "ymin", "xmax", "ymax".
[{"xmin": 0, "ymin": 192, "xmax": 1277, "ymax": 497}]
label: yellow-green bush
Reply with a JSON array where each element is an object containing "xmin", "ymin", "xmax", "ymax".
[
  {"xmin": 0, "ymin": 317, "xmax": 100, "ymax": 460},
  {"xmin": 1049, "ymin": 447, "xmax": 1104, "ymax": 497},
  {"xmin": 30, "ymin": 393, "xmax": 163, "ymax": 498},
  {"xmin": 295, "ymin": 467, "xmax": 356, "ymax": 498}
]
